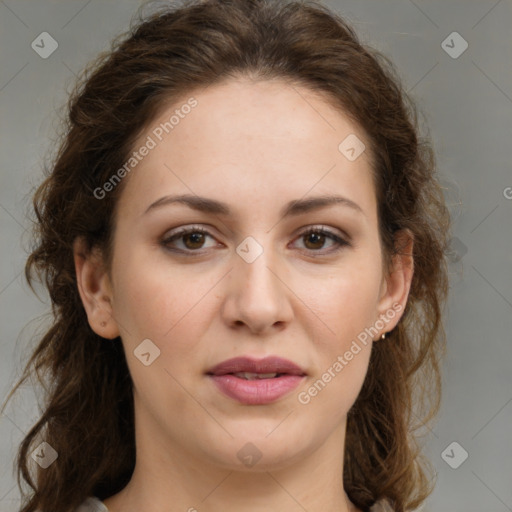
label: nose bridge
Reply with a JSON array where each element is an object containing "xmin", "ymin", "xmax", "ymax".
[
  {"xmin": 238, "ymin": 243, "xmax": 276, "ymax": 295},
  {"xmin": 225, "ymin": 235, "xmax": 292, "ymax": 332}
]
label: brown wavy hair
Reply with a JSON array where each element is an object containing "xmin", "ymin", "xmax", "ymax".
[{"xmin": 1, "ymin": 0, "xmax": 451, "ymax": 511}]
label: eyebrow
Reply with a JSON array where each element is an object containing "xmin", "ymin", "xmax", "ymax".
[{"xmin": 143, "ymin": 193, "xmax": 365, "ymax": 218}]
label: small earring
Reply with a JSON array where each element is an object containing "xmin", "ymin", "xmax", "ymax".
[
  {"xmin": 381, "ymin": 332, "xmax": 386, "ymax": 340},
  {"xmin": 100, "ymin": 321, "xmax": 107, "ymax": 327}
]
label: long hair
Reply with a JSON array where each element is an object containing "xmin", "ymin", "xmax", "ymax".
[{"xmin": 1, "ymin": 1, "xmax": 450, "ymax": 511}]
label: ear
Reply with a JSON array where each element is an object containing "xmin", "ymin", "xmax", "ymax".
[
  {"xmin": 374, "ymin": 229, "xmax": 414, "ymax": 339},
  {"xmin": 73, "ymin": 237, "xmax": 120, "ymax": 339}
]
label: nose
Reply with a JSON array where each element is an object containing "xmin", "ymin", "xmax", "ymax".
[{"xmin": 221, "ymin": 244, "xmax": 293, "ymax": 335}]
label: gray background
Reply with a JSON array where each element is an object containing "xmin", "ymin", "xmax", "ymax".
[{"xmin": 1, "ymin": 1, "xmax": 511, "ymax": 511}]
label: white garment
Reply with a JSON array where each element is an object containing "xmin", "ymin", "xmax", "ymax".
[
  {"xmin": 75, "ymin": 495, "xmax": 397, "ymax": 512},
  {"xmin": 75, "ymin": 497, "xmax": 109, "ymax": 512},
  {"xmin": 370, "ymin": 501, "xmax": 396, "ymax": 512}
]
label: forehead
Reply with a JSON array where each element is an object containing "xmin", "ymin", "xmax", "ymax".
[{"xmin": 116, "ymin": 78, "xmax": 377, "ymax": 222}]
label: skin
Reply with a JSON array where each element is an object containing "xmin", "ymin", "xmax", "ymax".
[{"xmin": 74, "ymin": 77, "xmax": 413, "ymax": 512}]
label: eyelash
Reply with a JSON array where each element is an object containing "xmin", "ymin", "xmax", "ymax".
[{"xmin": 160, "ymin": 225, "xmax": 350, "ymax": 256}]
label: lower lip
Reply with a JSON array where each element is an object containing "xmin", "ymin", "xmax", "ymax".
[{"xmin": 208, "ymin": 374, "xmax": 305, "ymax": 405}]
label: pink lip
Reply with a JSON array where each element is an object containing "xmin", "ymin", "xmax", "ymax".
[{"xmin": 206, "ymin": 356, "xmax": 307, "ymax": 405}]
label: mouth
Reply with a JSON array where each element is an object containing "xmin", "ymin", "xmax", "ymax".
[
  {"xmin": 206, "ymin": 356, "xmax": 307, "ymax": 405},
  {"xmin": 206, "ymin": 355, "xmax": 307, "ymax": 378},
  {"xmin": 221, "ymin": 372, "xmax": 288, "ymax": 380}
]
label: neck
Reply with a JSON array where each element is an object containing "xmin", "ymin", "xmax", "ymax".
[{"xmin": 103, "ymin": 415, "xmax": 360, "ymax": 512}]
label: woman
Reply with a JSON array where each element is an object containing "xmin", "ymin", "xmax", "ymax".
[{"xmin": 2, "ymin": 0, "xmax": 450, "ymax": 511}]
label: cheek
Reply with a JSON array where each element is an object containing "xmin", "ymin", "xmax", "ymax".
[
  {"xmin": 111, "ymin": 253, "xmax": 214, "ymax": 410},
  {"xmin": 110, "ymin": 247, "xmax": 222, "ymax": 370},
  {"xmin": 309, "ymin": 257, "xmax": 383, "ymax": 348},
  {"xmin": 299, "ymin": 255, "xmax": 380, "ymax": 410}
]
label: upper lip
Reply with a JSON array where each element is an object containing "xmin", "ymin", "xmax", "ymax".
[{"xmin": 206, "ymin": 356, "xmax": 307, "ymax": 376}]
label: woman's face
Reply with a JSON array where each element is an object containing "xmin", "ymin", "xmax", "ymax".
[{"xmin": 78, "ymin": 78, "xmax": 411, "ymax": 472}]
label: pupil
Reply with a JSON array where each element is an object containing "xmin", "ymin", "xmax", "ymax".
[
  {"xmin": 305, "ymin": 232, "xmax": 324, "ymax": 249},
  {"xmin": 185, "ymin": 233, "xmax": 204, "ymax": 248}
]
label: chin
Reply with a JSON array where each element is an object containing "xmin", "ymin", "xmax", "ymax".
[{"xmin": 202, "ymin": 435, "xmax": 312, "ymax": 473}]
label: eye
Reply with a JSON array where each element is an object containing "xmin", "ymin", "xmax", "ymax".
[
  {"xmin": 160, "ymin": 225, "xmax": 350, "ymax": 255},
  {"xmin": 292, "ymin": 227, "xmax": 350, "ymax": 255},
  {"xmin": 161, "ymin": 226, "xmax": 219, "ymax": 253}
]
